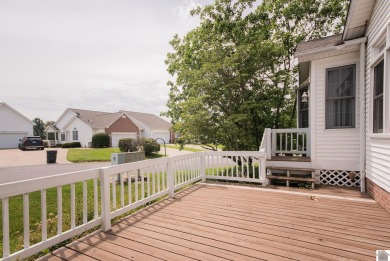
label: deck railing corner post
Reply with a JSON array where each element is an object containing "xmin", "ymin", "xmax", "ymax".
[
  {"xmin": 201, "ymin": 152, "xmax": 206, "ymax": 182},
  {"xmin": 99, "ymin": 167, "xmax": 111, "ymax": 231}
]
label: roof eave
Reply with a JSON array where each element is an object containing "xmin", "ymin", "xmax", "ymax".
[{"xmin": 295, "ymin": 37, "xmax": 366, "ymax": 61}]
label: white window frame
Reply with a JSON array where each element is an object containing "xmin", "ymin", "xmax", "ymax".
[
  {"xmin": 325, "ymin": 64, "xmax": 356, "ymax": 129},
  {"xmin": 370, "ymin": 25, "xmax": 390, "ymax": 135},
  {"xmin": 72, "ymin": 128, "xmax": 78, "ymax": 141}
]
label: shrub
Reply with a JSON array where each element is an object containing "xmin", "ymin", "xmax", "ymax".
[
  {"xmin": 92, "ymin": 133, "xmax": 110, "ymax": 148},
  {"xmin": 139, "ymin": 138, "xmax": 160, "ymax": 156},
  {"xmin": 61, "ymin": 142, "xmax": 81, "ymax": 148},
  {"xmin": 43, "ymin": 141, "xmax": 49, "ymax": 148},
  {"xmin": 56, "ymin": 143, "xmax": 62, "ymax": 148},
  {"xmin": 118, "ymin": 138, "xmax": 139, "ymax": 152}
]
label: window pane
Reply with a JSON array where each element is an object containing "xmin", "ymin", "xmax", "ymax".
[
  {"xmin": 374, "ymin": 96, "xmax": 383, "ymax": 133},
  {"xmin": 326, "ymin": 98, "xmax": 355, "ymax": 128},
  {"xmin": 374, "ymin": 60, "xmax": 384, "ymax": 96},
  {"xmin": 327, "ymin": 67, "xmax": 354, "ymax": 98},
  {"xmin": 326, "ymin": 65, "xmax": 355, "ymax": 129}
]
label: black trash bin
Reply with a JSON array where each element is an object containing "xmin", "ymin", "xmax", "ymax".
[{"xmin": 47, "ymin": 150, "xmax": 57, "ymax": 164}]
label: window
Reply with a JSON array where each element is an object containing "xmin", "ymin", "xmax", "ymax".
[
  {"xmin": 72, "ymin": 129, "xmax": 78, "ymax": 141},
  {"xmin": 61, "ymin": 133, "xmax": 65, "ymax": 141},
  {"xmin": 298, "ymin": 87, "xmax": 309, "ymax": 128},
  {"xmin": 373, "ymin": 60, "xmax": 384, "ymax": 133},
  {"xmin": 325, "ymin": 65, "xmax": 356, "ymax": 129}
]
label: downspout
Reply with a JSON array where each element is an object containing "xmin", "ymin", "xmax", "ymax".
[{"xmin": 359, "ymin": 42, "xmax": 366, "ymax": 193}]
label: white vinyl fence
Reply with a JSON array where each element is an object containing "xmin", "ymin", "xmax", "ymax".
[{"xmin": 0, "ymin": 151, "xmax": 265, "ymax": 261}]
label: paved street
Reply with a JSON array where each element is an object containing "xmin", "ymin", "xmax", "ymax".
[{"xmin": 0, "ymin": 147, "xmax": 194, "ymax": 184}]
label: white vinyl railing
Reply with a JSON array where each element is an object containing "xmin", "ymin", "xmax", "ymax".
[
  {"xmin": 270, "ymin": 128, "xmax": 310, "ymax": 157},
  {"xmin": 0, "ymin": 151, "xmax": 265, "ymax": 261}
]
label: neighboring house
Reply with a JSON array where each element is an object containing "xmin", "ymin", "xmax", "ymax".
[
  {"xmin": 0, "ymin": 102, "xmax": 34, "ymax": 149},
  {"xmin": 291, "ymin": 0, "xmax": 390, "ymax": 212},
  {"xmin": 121, "ymin": 110, "xmax": 174, "ymax": 144},
  {"xmin": 48, "ymin": 108, "xmax": 172, "ymax": 147}
]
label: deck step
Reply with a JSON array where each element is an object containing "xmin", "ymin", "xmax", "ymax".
[
  {"xmin": 267, "ymin": 167, "xmax": 315, "ymax": 172},
  {"xmin": 266, "ymin": 175, "xmax": 316, "ymax": 182}
]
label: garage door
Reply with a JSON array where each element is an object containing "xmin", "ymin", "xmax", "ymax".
[
  {"xmin": 0, "ymin": 133, "xmax": 28, "ymax": 149},
  {"xmin": 151, "ymin": 133, "xmax": 170, "ymax": 144},
  {"xmin": 111, "ymin": 133, "xmax": 137, "ymax": 147}
]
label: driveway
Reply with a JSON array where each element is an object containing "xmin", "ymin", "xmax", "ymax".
[{"xmin": 0, "ymin": 148, "xmax": 70, "ymax": 167}]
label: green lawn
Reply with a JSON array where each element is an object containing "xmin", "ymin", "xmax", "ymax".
[
  {"xmin": 67, "ymin": 148, "xmax": 163, "ymax": 163},
  {"xmin": 165, "ymin": 144, "xmax": 205, "ymax": 152}
]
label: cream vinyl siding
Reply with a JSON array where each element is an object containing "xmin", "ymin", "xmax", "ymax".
[
  {"xmin": 365, "ymin": 0, "xmax": 390, "ymax": 192},
  {"xmin": 311, "ymin": 51, "xmax": 361, "ymax": 170}
]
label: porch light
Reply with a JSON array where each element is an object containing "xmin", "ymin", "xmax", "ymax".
[{"xmin": 301, "ymin": 91, "xmax": 308, "ymax": 103}]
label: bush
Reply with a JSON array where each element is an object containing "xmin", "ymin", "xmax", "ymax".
[
  {"xmin": 118, "ymin": 138, "xmax": 139, "ymax": 152},
  {"xmin": 43, "ymin": 141, "xmax": 49, "ymax": 148},
  {"xmin": 62, "ymin": 142, "xmax": 81, "ymax": 148},
  {"xmin": 92, "ymin": 133, "xmax": 109, "ymax": 148},
  {"xmin": 139, "ymin": 138, "xmax": 160, "ymax": 156}
]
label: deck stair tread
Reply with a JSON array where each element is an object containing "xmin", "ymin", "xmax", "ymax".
[
  {"xmin": 267, "ymin": 167, "xmax": 315, "ymax": 172},
  {"xmin": 267, "ymin": 175, "xmax": 316, "ymax": 182}
]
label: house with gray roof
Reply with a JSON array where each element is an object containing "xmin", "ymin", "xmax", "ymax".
[{"xmin": 47, "ymin": 108, "xmax": 172, "ymax": 147}]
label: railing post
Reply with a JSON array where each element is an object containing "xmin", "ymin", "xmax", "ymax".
[
  {"xmin": 306, "ymin": 129, "xmax": 311, "ymax": 157},
  {"xmin": 259, "ymin": 150, "xmax": 267, "ymax": 187},
  {"xmin": 100, "ymin": 167, "xmax": 111, "ymax": 231},
  {"xmin": 167, "ymin": 158, "xmax": 175, "ymax": 197},
  {"xmin": 201, "ymin": 152, "xmax": 206, "ymax": 182},
  {"xmin": 266, "ymin": 128, "xmax": 272, "ymax": 160},
  {"xmin": 271, "ymin": 129, "xmax": 276, "ymax": 156}
]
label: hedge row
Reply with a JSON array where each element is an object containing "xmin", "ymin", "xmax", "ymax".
[
  {"xmin": 118, "ymin": 138, "xmax": 160, "ymax": 156},
  {"xmin": 61, "ymin": 142, "xmax": 81, "ymax": 148}
]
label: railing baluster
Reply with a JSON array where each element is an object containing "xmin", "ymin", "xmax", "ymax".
[
  {"xmin": 147, "ymin": 168, "xmax": 151, "ymax": 198},
  {"xmin": 128, "ymin": 172, "xmax": 132, "ymax": 204},
  {"xmin": 153, "ymin": 167, "xmax": 156, "ymax": 195},
  {"xmin": 83, "ymin": 181, "xmax": 87, "ymax": 224},
  {"xmin": 57, "ymin": 187, "xmax": 62, "ymax": 235},
  {"xmin": 70, "ymin": 183, "xmax": 75, "ymax": 229},
  {"xmin": 141, "ymin": 169, "xmax": 145, "ymax": 200},
  {"xmin": 112, "ymin": 176, "xmax": 116, "ymax": 210},
  {"xmin": 120, "ymin": 173, "xmax": 124, "ymax": 207},
  {"xmin": 135, "ymin": 170, "xmax": 139, "ymax": 202},
  {"xmin": 157, "ymin": 165, "xmax": 161, "ymax": 192},
  {"xmin": 41, "ymin": 189, "xmax": 47, "ymax": 241},
  {"xmin": 23, "ymin": 193, "xmax": 30, "ymax": 248},
  {"xmin": 162, "ymin": 165, "xmax": 166, "ymax": 191},
  {"xmin": 93, "ymin": 179, "xmax": 98, "ymax": 219},
  {"xmin": 2, "ymin": 198, "xmax": 10, "ymax": 258}
]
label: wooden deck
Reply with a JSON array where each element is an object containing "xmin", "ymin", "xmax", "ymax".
[{"xmin": 40, "ymin": 183, "xmax": 390, "ymax": 261}]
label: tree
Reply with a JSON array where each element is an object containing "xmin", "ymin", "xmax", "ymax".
[
  {"xmin": 164, "ymin": 0, "xmax": 348, "ymax": 151},
  {"xmin": 33, "ymin": 118, "xmax": 46, "ymax": 139}
]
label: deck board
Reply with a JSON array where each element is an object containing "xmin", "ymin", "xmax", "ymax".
[{"xmin": 40, "ymin": 183, "xmax": 390, "ymax": 261}]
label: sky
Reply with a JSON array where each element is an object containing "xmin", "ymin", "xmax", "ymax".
[{"xmin": 0, "ymin": 0, "xmax": 214, "ymax": 122}]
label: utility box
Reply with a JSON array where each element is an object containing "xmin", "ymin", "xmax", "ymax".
[
  {"xmin": 111, "ymin": 151, "xmax": 145, "ymax": 182},
  {"xmin": 111, "ymin": 151, "xmax": 145, "ymax": 165}
]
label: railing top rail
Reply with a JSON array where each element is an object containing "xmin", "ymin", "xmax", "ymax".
[
  {"xmin": 205, "ymin": 151, "xmax": 265, "ymax": 157},
  {"xmin": 168, "ymin": 152, "xmax": 204, "ymax": 162},
  {"xmin": 0, "ymin": 168, "xmax": 100, "ymax": 199},
  {"xmin": 271, "ymin": 128, "xmax": 309, "ymax": 133}
]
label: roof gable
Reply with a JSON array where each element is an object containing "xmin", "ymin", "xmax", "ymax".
[{"xmin": 0, "ymin": 102, "xmax": 34, "ymax": 126}]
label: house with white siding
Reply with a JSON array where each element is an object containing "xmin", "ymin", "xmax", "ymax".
[
  {"xmin": 264, "ymin": 0, "xmax": 390, "ymax": 213},
  {"xmin": 0, "ymin": 102, "xmax": 34, "ymax": 149},
  {"xmin": 47, "ymin": 108, "xmax": 173, "ymax": 147}
]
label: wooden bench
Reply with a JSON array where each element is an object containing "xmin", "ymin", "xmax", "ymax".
[{"xmin": 266, "ymin": 167, "xmax": 316, "ymax": 189}]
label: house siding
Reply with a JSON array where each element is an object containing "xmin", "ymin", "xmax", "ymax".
[
  {"xmin": 0, "ymin": 104, "xmax": 33, "ymax": 134},
  {"xmin": 105, "ymin": 116, "xmax": 140, "ymax": 146},
  {"xmin": 310, "ymin": 52, "xmax": 361, "ymax": 170},
  {"xmin": 63, "ymin": 117, "xmax": 93, "ymax": 147},
  {"xmin": 365, "ymin": 0, "xmax": 390, "ymax": 193}
]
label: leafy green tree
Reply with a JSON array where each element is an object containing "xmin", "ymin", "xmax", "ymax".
[
  {"xmin": 164, "ymin": 0, "xmax": 348, "ymax": 151},
  {"xmin": 33, "ymin": 118, "xmax": 46, "ymax": 139}
]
